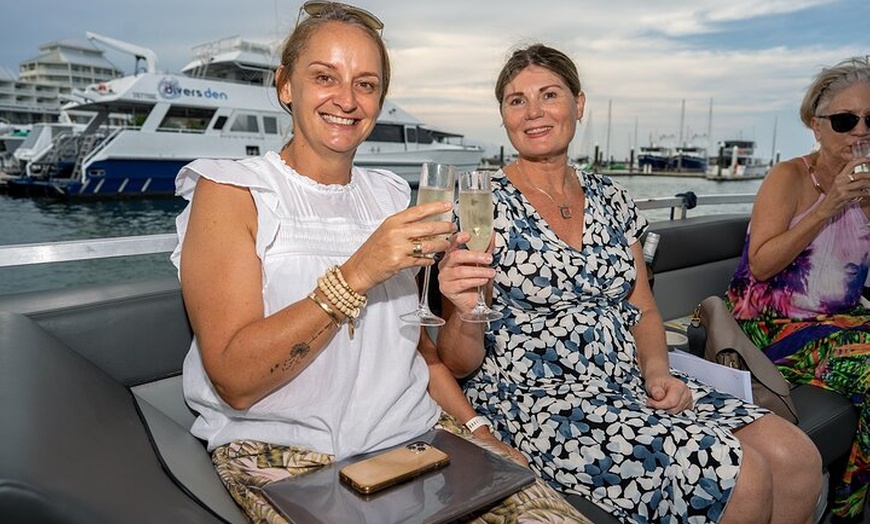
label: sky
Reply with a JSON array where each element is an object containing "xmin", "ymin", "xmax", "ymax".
[{"xmin": 2, "ymin": 0, "xmax": 867, "ymax": 162}]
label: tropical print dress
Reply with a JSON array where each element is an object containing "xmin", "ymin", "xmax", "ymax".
[
  {"xmin": 726, "ymin": 167, "xmax": 870, "ymax": 520},
  {"xmin": 463, "ymin": 169, "xmax": 768, "ymax": 524}
]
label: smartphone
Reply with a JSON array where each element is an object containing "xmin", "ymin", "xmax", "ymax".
[{"xmin": 339, "ymin": 441, "xmax": 450, "ymax": 495}]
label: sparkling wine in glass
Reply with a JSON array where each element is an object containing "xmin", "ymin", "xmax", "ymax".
[
  {"xmin": 400, "ymin": 163, "xmax": 456, "ymax": 326},
  {"xmin": 458, "ymin": 170, "xmax": 502, "ymax": 323},
  {"xmin": 852, "ymin": 140, "xmax": 870, "ymax": 174},
  {"xmin": 852, "ymin": 141, "xmax": 870, "ymax": 228}
]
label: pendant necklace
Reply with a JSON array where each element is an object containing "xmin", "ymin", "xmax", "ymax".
[{"xmin": 515, "ymin": 162, "xmax": 573, "ymax": 219}]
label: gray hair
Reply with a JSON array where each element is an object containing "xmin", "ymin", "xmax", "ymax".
[{"xmin": 800, "ymin": 55, "xmax": 870, "ymax": 127}]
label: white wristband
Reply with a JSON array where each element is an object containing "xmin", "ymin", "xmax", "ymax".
[{"xmin": 463, "ymin": 415, "xmax": 492, "ymax": 433}]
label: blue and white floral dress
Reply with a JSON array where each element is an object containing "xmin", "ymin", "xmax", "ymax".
[{"xmin": 463, "ymin": 169, "xmax": 767, "ymax": 524}]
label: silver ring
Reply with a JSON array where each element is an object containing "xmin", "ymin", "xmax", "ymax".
[{"xmin": 411, "ymin": 240, "xmax": 424, "ymax": 258}]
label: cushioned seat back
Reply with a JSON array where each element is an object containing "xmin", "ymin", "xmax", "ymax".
[
  {"xmin": 0, "ymin": 277, "xmax": 193, "ymax": 386},
  {"xmin": 647, "ymin": 215, "xmax": 748, "ymax": 320},
  {"xmin": 0, "ymin": 312, "xmax": 225, "ymax": 523}
]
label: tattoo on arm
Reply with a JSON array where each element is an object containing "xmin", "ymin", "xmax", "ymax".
[{"xmin": 270, "ymin": 319, "xmax": 335, "ymax": 374}]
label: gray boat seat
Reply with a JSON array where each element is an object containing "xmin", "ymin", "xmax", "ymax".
[
  {"xmin": 647, "ymin": 214, "xmax": 859, "ymax": 469},
  {"xmin": 0, "ymin": 311, "xmax": 243, "ymax": 524},
  {"xmin": 131, "ymin": 377, "xmax": 247, "ymax": 524}
]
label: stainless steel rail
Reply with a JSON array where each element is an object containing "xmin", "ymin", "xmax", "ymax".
[
  {"xmin": 634, "ymin": 193, "xmax": 756, "ymax": 219},
  {"xmin": 0, "ymin": 193, "xmax": 756, "ymax": 268},
  {"xmin": 0, "ymin": 233, "xmax": 177, "ymax": 268}
]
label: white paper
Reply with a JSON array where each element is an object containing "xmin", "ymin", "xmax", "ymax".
[{"xmin": 668, "ymin": 350, "xmax": 753, "ymax": 403}]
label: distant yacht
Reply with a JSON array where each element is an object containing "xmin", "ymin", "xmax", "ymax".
[
  {"xmin": 706, "ymin": 140, "xmax": 769, "ymax": 180},
  {"xmin": 4, "ymin": 34, "xmax": 484, "ymax": 197},
  {"xmin": 670, "ymin": 145, "xmax": 708, "ymax": 172},
  {"xmin": 637, "ymin": 144, "xmax": 672, "ymax": 171}
]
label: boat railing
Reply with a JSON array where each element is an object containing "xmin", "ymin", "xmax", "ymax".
[
  {"xmin": 634, "ymin": 192, "xmax": 755, "ymax": 219},
  {"xmin": 0, "ymin": 233, "xmax": 177, "ymax": 269},
  {"xmin": 0, "ymin": 193, "xmax": 757, "ymax": 269},
  {"xmin": 155, "ymin": 126, "xmax": 208, "ymax": 134},
  {"xmin": 82, "ymin": 126, "xmax": 125, "ymax": 167}
]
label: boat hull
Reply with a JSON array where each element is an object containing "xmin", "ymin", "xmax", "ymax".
[
  {"xmin": 668, "ymin": 155, "xmax": 707, "ymax": 172},
  {"xmin": 637, "ymin": 156, "xmax": 670, "ymax": 171},
  {"xmin": 7, "ymin": 150, "xmax": 486, "ymax": 197},
  {"xmin": 5, "ymin": 158, "xmax": 185, "ymax": 197}
]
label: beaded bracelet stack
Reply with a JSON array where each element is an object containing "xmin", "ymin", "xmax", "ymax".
[{"xmin": 313, "ymin": 265, "xmax": 367, "ymax": 339}]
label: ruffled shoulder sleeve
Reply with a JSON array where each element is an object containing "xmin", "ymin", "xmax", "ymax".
[{"xmin": 170, "ymin": 156, "xmax": 279, "ymax": 276}]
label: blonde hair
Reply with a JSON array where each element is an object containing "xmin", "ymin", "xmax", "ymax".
[
  {"xmin": 799, "ymin": 56, "xmax": 870, "ymax": 127},
  {"xmin": 275, "ymin": 2, "xmax": 390, "ymax": 113}
]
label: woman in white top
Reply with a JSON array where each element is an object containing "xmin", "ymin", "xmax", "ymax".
[{"xmin": 172, "ymin": 3, "xmax": 588, "ymax": 523}]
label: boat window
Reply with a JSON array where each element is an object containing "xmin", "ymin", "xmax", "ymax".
[
  {"xmin": 157, "ymin": 106, "xmax": 215, "ymax": 133},
  {"xmin": 230, "ymin": 114, "xmax": 260, "ymax": 133},
  {"xmin": 417, "ymin": 127, "xmax": 434, "ymax": 144},
  {"xmin": 405, "ymin": 126, "xmax": 417, "ymax": 144},
  {"xmin": 50, "ymin": 126, "xmax": 75, "ymax": 139},
  {"xmin": 365, "ymin": 123, "xmax": 404, "ymax": 143},
  {"xmin": 263, "ymin": 116, "xmax": 278, "ymax": 135},
  {"xmin": 213, "ymin": 116, "xmax": 228, "ymax": 130}
]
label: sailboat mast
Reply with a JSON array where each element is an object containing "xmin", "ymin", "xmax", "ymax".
[
  {"xmin": 678, "ymin": 99, "xmax": 685, "ymax": 148},
  {"xmin": 707, "ymin": 98, "xmax": 713, "ymax": 153},
  {"xmin": 605, "ymin": 99, "xmax": 612, "ymax": 167},
  {"xmin": 771, "ymin": 116, "xmax": 778, "ymax": 164}
]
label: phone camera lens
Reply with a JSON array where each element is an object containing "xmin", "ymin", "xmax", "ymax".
[{"xmin": 406, "ymin": 442, "xmax": 428, "ymax": 453}]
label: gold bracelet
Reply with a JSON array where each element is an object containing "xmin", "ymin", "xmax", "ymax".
[
  {"xmin": 316, "ymin": 273, "xmax": 359, "ymax": 340},
  {"xmin": 308, "ymin": 292, "xmax": 341, "ymax": 327}
]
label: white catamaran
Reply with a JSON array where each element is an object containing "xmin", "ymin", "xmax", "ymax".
[{"xmin": 4, "ymin": 34, "xmax": 484, "ymax": 197}]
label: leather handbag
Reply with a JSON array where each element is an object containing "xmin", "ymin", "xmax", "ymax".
[{"xmin": 687, "ymin": 296, "xmax": 799, "ymax": 423}]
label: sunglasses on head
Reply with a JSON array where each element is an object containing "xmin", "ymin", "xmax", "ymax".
[
  {"xmin": 296, "ymin": 1, "xmax": 384, "ymax": 33},
  {"xmin": 816, "ymin": 113, "xmax": 870, "ymax": 133}
]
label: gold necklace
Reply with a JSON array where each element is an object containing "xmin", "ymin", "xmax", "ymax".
[{"xmin": 515, "ymin": 161, "xmax": 573, "ymax": 219}]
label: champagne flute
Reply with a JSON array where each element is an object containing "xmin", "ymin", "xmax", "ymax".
[
  {"xmin": 400, "ymin": 163, "xmax": 456, "ymax": 326},
  {"xmin": 852, "ymin": 141, "xmax": 870, "ymax": 228},
  {"xmin": 458, "ymin": 170, "xmax": 502, "ymax": 323},
  {"xmin": 853, "ymin": 140, "xmax": 870, "ymax": 174}
]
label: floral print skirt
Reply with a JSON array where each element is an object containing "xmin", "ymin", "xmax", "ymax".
[
  {"xmin": 738, "ymin": 309, "xmax": 870, "ymax": 520},
  {"xmin": 211, "ymin": 413, "xmax": 592, "ymax": 524}
]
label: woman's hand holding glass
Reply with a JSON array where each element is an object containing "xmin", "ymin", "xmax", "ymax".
[
  {"xmin": 400, "ymin": 163, "xmax": 457, "ymax": 326},
  {"xmin": 341, "ymin": 199, "xmax": 454, "ymax": 296},
  {"xmin": 438, "ymin": 232, "xmax": 495, "ymax": 312},
  {"xmin": 810, "ymin": 142, "xmax": 870, "ymax": 223},
  {"xmin": 455, "ymin": 170, "xmax": 501, "ymax": 323}
]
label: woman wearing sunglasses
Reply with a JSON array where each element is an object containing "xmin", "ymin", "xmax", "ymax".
[
  {"xmin": 726, "ymin": 56, "xmax": 870, "ymax": 523},
  {"xmin": 172, "ymin": 2, "xmax": 589, "ymax": 523}
]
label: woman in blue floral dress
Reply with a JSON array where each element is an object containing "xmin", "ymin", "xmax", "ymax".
[{"xmin": 436, "ymin": 44, "xmax": 823, "ymax": 523}]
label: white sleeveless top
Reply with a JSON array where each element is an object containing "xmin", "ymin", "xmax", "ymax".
[{"xmin": 171, "ymin": 151, "xmax": 439, "ymax": 458}]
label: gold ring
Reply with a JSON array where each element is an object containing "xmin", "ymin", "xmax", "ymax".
[{"xmin": 411, "ymin": 240, "xmax": 424, "ymax": 258}]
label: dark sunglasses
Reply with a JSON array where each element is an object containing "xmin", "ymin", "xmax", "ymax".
[
  {"xmin": 296, "ymin": 1, "xmax": 384, "ymax": 33},
  {"xmin": 816, "ymin": 113, "xmax": 870, "ymax": 133}
]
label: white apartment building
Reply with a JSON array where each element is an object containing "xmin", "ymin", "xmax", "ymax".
[{"xmin": 0, "ymin": 40, "xmax": 122, "ymax": 125}]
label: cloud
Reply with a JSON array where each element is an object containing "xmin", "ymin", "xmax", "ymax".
[{"xmin": 0, "ymin": 0, "xmax": 862, "ymax": 161}]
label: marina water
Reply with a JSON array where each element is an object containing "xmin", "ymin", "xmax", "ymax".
[{"xmin": 0, "ymin": 174, "xmax": 762, "ymax": 295}]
